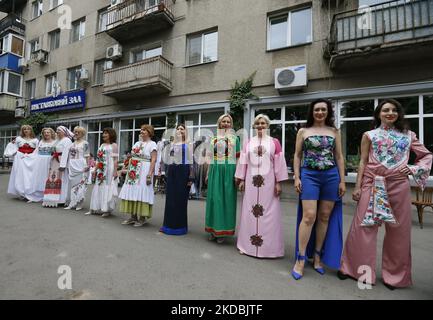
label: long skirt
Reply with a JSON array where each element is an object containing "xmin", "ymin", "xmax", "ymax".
[
  {"xmin": 205, "ymin": 163, "xmax": 237, "ymax": 237},
  {"xmin": 42, "ymin": 158, "xmax": 69, "ymax": 207},
  {"xmin": 7, "ymin": 151, "xmax": 38, "ymax": 200},
  {"xmin": 27, "ymin": 154, "xmax": 52, "ymax": 202},
  {"xmin": 68, "ymin": 158, "xmax": 88, "ymax": 208},
  {"xmin": 160, "ymin": 164, "xmax": 190, "ymax": 235}
]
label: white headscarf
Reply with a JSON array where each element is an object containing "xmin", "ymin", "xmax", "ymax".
[{"xmin": 57, "ymin": 126, "xmax": 74, "ymax": 140}]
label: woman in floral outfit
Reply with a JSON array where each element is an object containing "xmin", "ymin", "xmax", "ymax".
[
  {"xmin": 87, "ymin": 128, "xmax": 119, "ymax": 217},
  {"xmin": 119, "ymin": 124, "xmax": 157, "ymax": 227},
  {"xmin": 291, "ymin": 99, "xmax": 346, "ymax": 280},
  {"xmin": 339, "ymin": 99, "xmax": 432, "ymax": 290}
]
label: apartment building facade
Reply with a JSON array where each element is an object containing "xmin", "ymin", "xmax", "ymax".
[{"xmin": 0, "ymin": 0, "xmax": 432, "ymax": 182}]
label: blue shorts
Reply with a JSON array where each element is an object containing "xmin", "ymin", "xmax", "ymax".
[{"xmin": 300, "ymin": 166, "xmax": 340, "ymax": 201}]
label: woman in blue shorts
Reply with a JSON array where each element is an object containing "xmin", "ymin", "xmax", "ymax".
[{"xmin": 291, "ymin": 99, "xmax": 346, "ymax": 280}]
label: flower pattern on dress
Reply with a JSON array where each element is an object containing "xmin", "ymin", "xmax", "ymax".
[
  {"xmin": 124, "ymin": 143, "xmax": 146, "ymax": 185},
  {"xmin": 252, "ymin": 175, "xmax": 265, "ymax": 188},
  {"xmin": 251, "ymin": 204, "xmax": 264, "ymax": 218},
  {"xmin": 254, "ymin": 145, "xmax": 266, "ymax": 157},
  {"xmin": 368, "ymin": 127, "xmax": 411, "ymax": 169},
  {"xmin": 361, "ymin": 176, "xmax": 397, "ymax": 227},
  {"xmin": 250, "ymin": 234, "xmax": 263, "ymax": 247},
  {"xmin": 303, "ymin": 135, "xmax": 336, "ymax": 170},
  {"xmin": 94, "ymin": 146, "xmax": 107, "ymax": 185}
]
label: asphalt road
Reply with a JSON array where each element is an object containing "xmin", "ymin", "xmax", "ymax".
[{"xmin": 0, "ymin": 174, "xmax": 432, "ymax": 300}]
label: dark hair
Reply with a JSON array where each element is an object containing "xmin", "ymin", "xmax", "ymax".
[
  {"xmin": 305, "ymin": 99, "xmax": 336, "ymax": 128},
  {"xmin": 373, "ymin": 99, "xmax": 408, "ymax": 132},
  {"xmin": 102, "ymin": 127, "xmax": 117, "ymax": 143}
]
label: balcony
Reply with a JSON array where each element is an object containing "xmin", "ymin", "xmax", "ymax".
[
  {"xmin": 0, "ymin": 94, "xmax": 17, "ymax": 112},
  {"xmin": 106, "ymin": 0, "xmax": 175, "ymax": 42},
  {"xmin": 103, "ymin": 55, "xmax": 173, "ymax": 99},
  {"xmin": 326, "ymin": 0, "xmax": 433, "ymax": 70},
  {"xmin": 0, "ymin": 0, "xmax": 27, "ymax": 14},
  {"xmin": 0, "ymin": 14, "xmax": 25, "ymax": 37}
]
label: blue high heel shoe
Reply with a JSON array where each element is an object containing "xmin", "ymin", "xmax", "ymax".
[
  {"xmin": 313, "ymin": 250, "xmax": 325, "ymax": 275},
  {"xmin": 291, "ymin": 253, "xmax": 307, "ymax": 280}
]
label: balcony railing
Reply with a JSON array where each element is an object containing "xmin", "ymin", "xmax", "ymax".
[
  {"xmin": 103, "ymin": 55, "xmax": 173, "ymax": 98},
  {"xmin": 0, "ymin": 14, "xmax": 25, "ymax": 36},
  {"xmin": 328, "ymin": 0, "xmax": 433, "ymax": 53},
  {"xmin": 106, "ymin": 0, "xmax": 175, "ymax": 41},
  {"xmin": 0, "ymin": 0, "xmax": 27, "ymax": 14}
]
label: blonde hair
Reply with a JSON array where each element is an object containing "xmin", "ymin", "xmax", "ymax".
[
  {"xmin": 41, "ymin": 127, "xmax": 56, "ymax": 141},
  {"xmin": 73, "ymin": 126, "xmax": 87, "ymax": 137},
  {"xmin": 20, "ymin": 125, "xmax": 35, "ymax": 138},
  {"xmin": 253, "ymin": 114, "xmax": 271, "ymax": 128},
  {"xmin": 216, "ymin": 114, "xmax": 233, "ymax": 129}
]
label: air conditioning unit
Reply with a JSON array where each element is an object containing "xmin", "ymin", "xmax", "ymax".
[
  {"xmin": 18, "ymin": 58, "xmax": 28, "ymax": 69},
  {"xmin": 15, "ymin": 108, "xmax": 26, "ymax": 118},
  {"xmin": 76, "ymin": 68, "xmax": 90, "ymax": 82},
  {"xmin": 106, "ymin": 44, "xmax": 122, "ymax": 60},
  {"xmin": 274, "ymin": 64, "xmax": 307, "ymax": 91},
  {"xmin": 31, "ymin": 49, "xmax": 49, "ymax": 64},
  {"xmin": 16, "ymin": 98, "xmax": 26, "ymax": 108}
]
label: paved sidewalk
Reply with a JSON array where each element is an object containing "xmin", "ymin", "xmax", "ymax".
[{"xmin": 0, "ymin": 174, "xmax": 432, "ymax": 300}]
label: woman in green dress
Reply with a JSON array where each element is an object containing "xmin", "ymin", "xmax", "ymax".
[{"xmin": 205, "ymin": 114, "xmax": 240, "ymax": 244}]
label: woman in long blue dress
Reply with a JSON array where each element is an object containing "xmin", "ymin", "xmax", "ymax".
[{"xmin": 160, "ymin": 124, "xmax": 194, "ymax": 235}]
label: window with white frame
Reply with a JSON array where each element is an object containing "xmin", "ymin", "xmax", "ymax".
[
  {"xmin": 94, "ymin": 60, "xmax": 106, "ymax": 85},
  {"xmin": 187, "ymin": 29, "xmax": 218, "ymax": 65},
  {"xmin": 118, "ymin": 116, "xmax": 167, "ymax": 160},
  {"xmin": 0, "ymin": 34, "xmax": 24, "ymax": 56},
  {"xmin": 49, "ymin": 29, "xmax": 60, "ymax": 51},
  {"xmin": 0, "ymin": 129, "xmax": 18, "ymax": 159},
  {"xmin": 26, "ymin": 79, "xmax": 36, "ymax": 100},
  {"xmin": 130, "ymin": 46, "xmax": 162, "ymax": 64},
  {"xmin": 177, "ymin": 110, "xmax": 222, "ymax": 143},
  {"xmin": 31, "ymin": 0, "xmax": 43, "ymax": 19},
  {"xmin": 67, "ymin": 65, "xmax": 81, "ymax": 91},
  {"xmin": 45, "ymin": 73, "xmax": 57, "ymax": 96},
  {"xmin": 97, "ymin": 8, "xmax": 108, "ymax": 32},
  {"xmin": 70, "ymin": 18, "xmax": 86, "ymax": 43},
  {"xmin": 28, "ymin": 38, "xmax": 40, "ymax": 55},
  {"xmin": 50, "ymin": 0, "xmax": 63, "ymax": 10},
  {"xmin": 0, "ymin": 71, "xmax": 23, "ymax": 96},
  {"xmin": 267, "ymin": 7, "xmax": 312, "ymax": 50}
]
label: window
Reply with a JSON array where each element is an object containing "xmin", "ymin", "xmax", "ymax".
[
  {"xmin": 177, "ymin": 111, "xmax": 222, "ymax": 143},
  {"xmin": 70, "ymin": 18, "xmax": 86, "ymax": 43},
  {"xmin": 31, "ymin": 0, "xmax": 43, "ymax": 19},
  {"xmin": 0, "ymin": 34, "xmax": 24, "ymax": 56},
  {"xmin": 49, "ymin": 29, "xmax": 60, "ymax": 51},
  {"xmin": 94, "ymin": 60, "xmax": 106, "ymax": 85},
  {"xmin": 50, "ymin": 0, "xmax": 63, "ymax": 10},
  {"xmin": 45, "ymin": 73, "xmax": 57, "ymax": 96},
  {"xmin": 187, "ymin": 30, "xmax": 218, "ymax": 65},
  {"xmin": 67, "ymin": 66, "xmax": 81, "ymax": 91},
  {"xmin": 268, "ymin": 7, "xmax": 312, "ymax": 50},
  {"xmin": 26, "ymin": 79, "xmax": 36, "ymax": 100},
  {"xmin": 130, "ymin": 46, "xmax": 162, "ymax": 63},
  {"xmin": 1, "ymin": 71, "xmax": 23, "ymax": 96},
  {"xmin": 29, "ymin": 38, "xmax": 40, "ymax": 54},
  {"xmin": 97, "ymin": 8, "xmax": 108, "ymax": 32}
]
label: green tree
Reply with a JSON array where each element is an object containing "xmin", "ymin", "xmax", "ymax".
[{"xmin": 229, "ymin": 72, "xmax": 258, "ymax": 130}]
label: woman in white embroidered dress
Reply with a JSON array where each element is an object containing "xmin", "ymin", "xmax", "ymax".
[
  {"xmin": 119, "ymin": 124, "xmax": 157, "ymax": 227},
  {"xmin": 87, "ymin": 128, "xmax": 119, "ymax": 217},
  {"xmin": 27, "ymin": 128, "xmax": 56, "ymax": 202},
  {"xmin": 7, "ymin": 125, "xmax": 39, "ymax": 201},
  {"xmin": 64, "ymin": 126, "xmax": 90, "ymax": 211},
  {"xmin": 42, "ymin": 126, "xmax": 74, "ymax": 207}
]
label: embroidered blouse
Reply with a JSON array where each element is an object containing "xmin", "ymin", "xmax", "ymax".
[
  {"xmin": 302, "ymin": 135, "xmax": 336, "ymax": 170},
  {"xmin": 211, "ymin": 135, "xmax": 240, "ymax": 163},
  {"xmin": 37, "ymin": 141, "xmax": 56, "ymax": 156}
]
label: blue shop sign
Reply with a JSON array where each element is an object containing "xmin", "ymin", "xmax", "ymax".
[{"xmin": 30, "ymin": 90, "xmax": 86, "ymax": 114}]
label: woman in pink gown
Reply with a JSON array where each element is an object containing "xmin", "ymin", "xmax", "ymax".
[
  {"xmin": 339, "ymin": 99, "xmax": 432, "ymax": 290},
  {"xmin": 235, "ymin": 114, "xmax": 289, "ymax": 258}
]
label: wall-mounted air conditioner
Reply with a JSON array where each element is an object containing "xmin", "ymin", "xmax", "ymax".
[
  {"xmin": 18, "ymin": 58, "xmax": 28, "ymax": 70},
  {"xmin": 31, "ymin": 49, "xmax": 49, "ymax": 64},
  {"xmin": 16, "ymin": 98, "xmax": 26, "ymax": 108},
  {"xmin": 15, "ymin": 108, "xmax": 26, "ymax": 118},
  {"xmin": 76, "ymin": 68, "xmax": 89, "ymax": 82},
  {"xmin": 274, "ymin": 64, "xmax": 307, "ymax": 91},
  {"xmin": 106, "ymin": 44, "xmax": 122, "ymax": 60}
]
